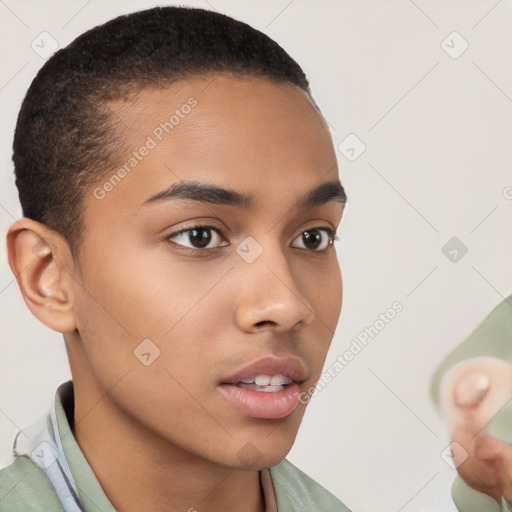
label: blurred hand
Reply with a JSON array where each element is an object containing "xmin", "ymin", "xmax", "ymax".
[{"xmin": 440, "ymin": 357, "xmax": 512, "ymax": 503}]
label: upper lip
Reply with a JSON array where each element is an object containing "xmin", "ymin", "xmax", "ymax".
[{"xmin": 220, "ymin": 356, "xmax": 306, "ymax": 384}]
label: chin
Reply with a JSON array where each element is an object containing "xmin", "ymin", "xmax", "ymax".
[
  {"xmin": 230, "ymin": 428, "xmax": 299, "ymax": 470},
  {"xmin": 231, "ymin": 450, "xmax": 292, "ymax": 471}
]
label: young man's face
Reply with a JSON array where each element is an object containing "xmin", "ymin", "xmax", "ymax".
[{"xmin": 69, "ymin": 74, "xmax": 345, "ymax": 469}]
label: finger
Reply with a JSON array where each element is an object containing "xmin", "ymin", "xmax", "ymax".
[{"xmin": 454, "ymin": 371, "xmax": 491, "ymax": 408}]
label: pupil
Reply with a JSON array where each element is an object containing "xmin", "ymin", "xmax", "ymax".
[
  {"xmin": 190, "ymin": 228, "xmax": 211, "ymax": 248},
  {"xmin": 303, "ymin": 230, "xmax": 321, "ymax": 250}
]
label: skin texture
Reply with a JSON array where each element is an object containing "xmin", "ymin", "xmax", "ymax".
[
  {"xmin": 7, "ymin": 74, "xmax": 345, "ymax": 512},
  {"xmin": 441, "ymin": 357, "xmax": 512, "ymax": 503}
]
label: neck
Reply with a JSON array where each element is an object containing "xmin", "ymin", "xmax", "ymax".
[{"xmin": 66, "ymin": 367, "xmax": 266, "ymax": 512}]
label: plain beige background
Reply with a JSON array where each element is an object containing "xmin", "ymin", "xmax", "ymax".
[{"xmin": 1, "ymin": 1, "xmax": 511, "ymax": 510}]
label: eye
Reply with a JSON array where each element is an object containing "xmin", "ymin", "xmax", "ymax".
[
  {"xmin": 165, "ymin": 224, "xmax": 227, "ymax": 252},
  {"xmin": 291, "ymin": 228, "xmax": 338, "ymax": 252},
  {"xmin": 164, "ymin": 224, "xmax": 338, "ymax": 254}
]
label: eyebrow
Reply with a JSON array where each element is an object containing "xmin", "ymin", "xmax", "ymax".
[{"xmin": 143, "ymin": 179, "xmax": 347, "ymax": 211}]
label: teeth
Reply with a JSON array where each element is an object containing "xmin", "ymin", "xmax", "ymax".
[
  {"xmin": 260, "ymin": 385, "xmax": 285, "ymax": 392},
  {"xmin": 237, "ymin": 374, "xmax": 293, "ymax": 387},
  {"xmin": 237, "ymin": 383, "xmax": 286, "ymax": 392},
  {"xmin": 254, "ymin": 375, "xmax": 272, "ymax": 386},
  {"xmin": 270, "ymin": 375, "xmax": 292, "ymax": 385}
]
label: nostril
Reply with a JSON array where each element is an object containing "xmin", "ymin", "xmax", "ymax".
[{"xmin": 254, "ymin": 320, "xmax": 276, "ymax": 328}]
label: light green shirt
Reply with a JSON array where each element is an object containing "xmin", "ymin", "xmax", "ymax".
[{"xmin": 0, "ymin": 380, "xmax": 350, "ymax": 511}]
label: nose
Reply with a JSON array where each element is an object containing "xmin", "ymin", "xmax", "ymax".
[{"xmin": 233, "ymin": 238, "xmax": 317, "ymax": 334}]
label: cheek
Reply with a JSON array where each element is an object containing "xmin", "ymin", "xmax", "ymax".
[
  {"xmin": 75, "ymin": 245, "xmax": 203, "ymax": 342},
  {"xmin": 71, "ymin": 259, "xmax": 228, "ymax": 437},
  {"xmin": 296, "ymin": 255, "xmax": 342, "ymax": 331},
  {"xmin": 289, "ymin": 257, "xmax": 342, "ymax": 377},
  {"xmin": 321, "ymin": 257, "xmax": 343, "ymax": 321},
  {"xmin": 72, "ymin": 243, "xmax": 229, "ymax": 385}
]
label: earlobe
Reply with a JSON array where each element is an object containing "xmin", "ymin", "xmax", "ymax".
[{"xmin": 6, "ymin": 218, "xmax": 77, "ymax": 333}]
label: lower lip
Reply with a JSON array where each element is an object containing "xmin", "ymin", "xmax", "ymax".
[{"xmin": 217, "ymin": 383, "xmax": 300, "ymax": 419}]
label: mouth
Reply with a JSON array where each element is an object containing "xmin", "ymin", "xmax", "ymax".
[{"xmin": 217, "ymin": 357, "xmax": 306, "ymax": 419}]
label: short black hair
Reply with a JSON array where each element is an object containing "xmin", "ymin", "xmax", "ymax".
[{"xmin": 12, "ymin": 6, "xmax": 318, "ymax": 259}]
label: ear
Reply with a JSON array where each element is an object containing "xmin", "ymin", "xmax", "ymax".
[{"xmin": 6, "ymin": 218, "xmax": 77, "ymax": 333}]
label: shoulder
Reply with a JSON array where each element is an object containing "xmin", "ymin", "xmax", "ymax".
[
  {"xmin": 269, "ymin": 458, "xmax": 352, "ymax": 512},
  {"xmin": 0, "ymin": 456, "xmax": 64, "ymax": 512}
]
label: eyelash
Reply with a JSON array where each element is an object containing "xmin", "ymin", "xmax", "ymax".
[{"xmin": 164, "ymin": 224, "xmax": 339, "ymax": 255}]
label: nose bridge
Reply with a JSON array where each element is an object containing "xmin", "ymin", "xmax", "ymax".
[{"xmin": 233, "ymin": 233, "xmax": 316, "ymax": 331}]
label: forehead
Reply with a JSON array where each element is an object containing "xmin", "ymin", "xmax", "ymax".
[{"xmin": 88, "ymin": 74, "xmax": 339, "ymax": 216}]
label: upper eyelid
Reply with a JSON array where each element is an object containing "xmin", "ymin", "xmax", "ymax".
[{"xmin": 168, "ymin": 224, "xmax": 222, "ymax": 237}]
